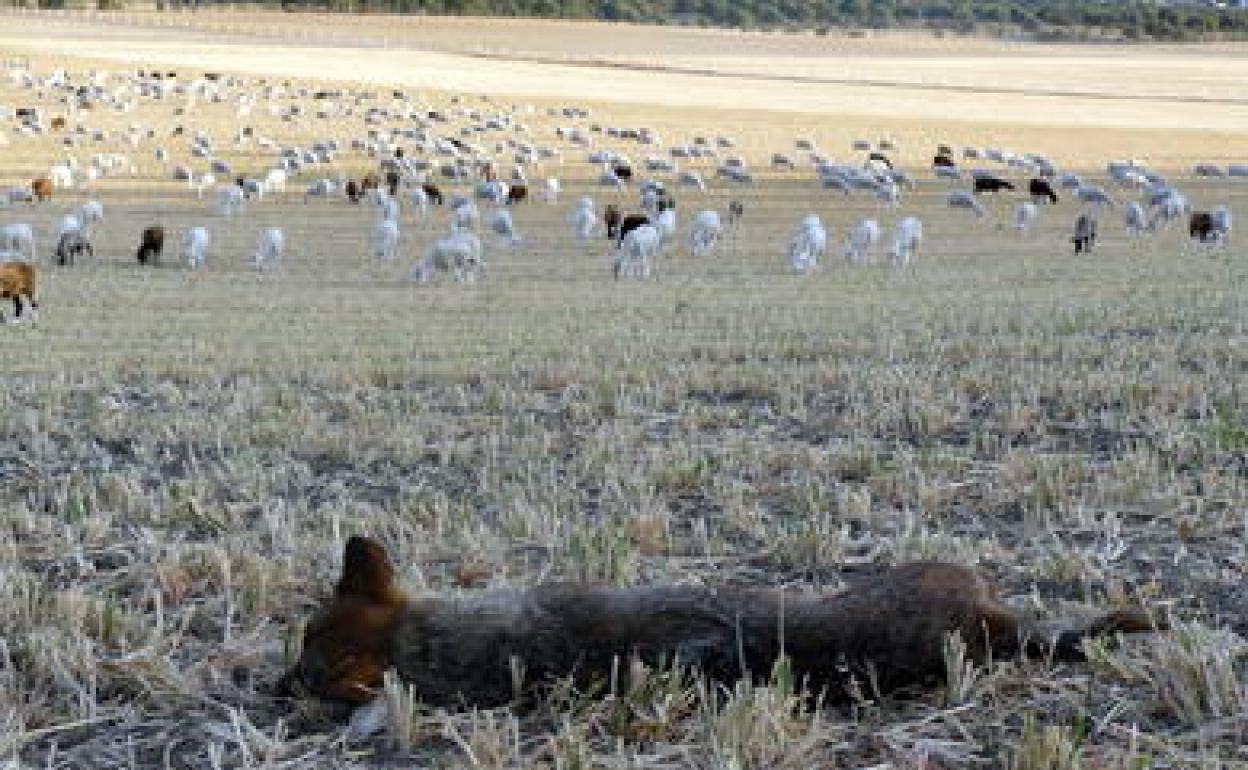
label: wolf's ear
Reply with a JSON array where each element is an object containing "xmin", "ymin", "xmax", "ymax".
[{"xmin": 336, "ymin": 536, "xmax": 401, "ymax": 605}]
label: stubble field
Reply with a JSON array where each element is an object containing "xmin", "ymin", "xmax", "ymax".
[{"xmin": 0, "ymin": 10, "xmax": 1245, "ymax": 769}]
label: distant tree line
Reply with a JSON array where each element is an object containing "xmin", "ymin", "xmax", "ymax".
[{"xmin": 22, "ymin": 0, "xmax": 1248, "ymax": 42}]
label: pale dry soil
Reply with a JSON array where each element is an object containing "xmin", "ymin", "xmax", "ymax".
[{"xmin": 0, "ymin": 13, "xmax": 1245, "ymax": 770}]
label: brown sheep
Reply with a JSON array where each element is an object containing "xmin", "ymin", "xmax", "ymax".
[
  {"xmin": 278, "ymin": 536, "xmax": 1163, "ymax": 709},
  {"xmin": 31, "ymin": 177, "xmax": 53, "ymax": 203},
  {"xmin": 136, "ymin": 227, "xmax": 165, "ymax": 265},
  {"xmin": 0, "ymin": 262, "xmax": 38, "ymax": 323}
]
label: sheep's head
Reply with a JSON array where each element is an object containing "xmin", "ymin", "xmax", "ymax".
[{"xmin": 277, "ymin": 537, "xmax": 408, "ymax": 704}]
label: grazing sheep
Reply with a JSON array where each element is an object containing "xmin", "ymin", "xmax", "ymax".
[
  {"xmin": 973, "ymin": 176, "xmax": 1014, "ymax": 194},
  {"xmin": 788, "ymin": 215, "xmax": 826, "ymax": 274},
  {"xmin": 876, "ymin": 182, "xmax": 901, "ymax": 208},
  {"xmin": 615, "ymin": 214, "xmax": 651, "ymax": 247},
  {"xmin": 77, "ymin": 201, "xmax": 104, "ymax": 236},
  {"xmin": 488, "ymin": 209, "xmax": 522, "ymax": 246},
  {"xmin": 55, "ymin": 214, "xmax": 82, "ymax": 242},
  {"xmin": 1124, "ymin": 202, "xmax": 1152, "ymax": 237},
  {"xmin": 1147, "ymin": 190, "xmax": 1188, "ymax": 230},
  {"xmin": 136, "ymin": 226, "xmax": 164, "ymax": 265},
  {"xmin": 947, "ymin": 191, "xmax": 985, "ymax": 217},
  {"xmin": 450, "ymin": 199, "xmax": 479, "ymax": 232},
  {"xmin": 218, "ymin": 185, "xmax": 244, "ymax": 217},
  {"xmin": 0, "ymin": 224, "xmax": 36, "ymax": 262},
  {"xmin": 570, "ymin": 198, "xmax": 597, "ymax": 241},
  {"xmin": 1076, "ymin": 186, "xmax": 1115, "ymax": 207},
  {"xmin": 543, "ymin": 177, "xmax": 560, "ymax": 204},
  {"xmin": 1073, "ymin": 213, "xmax": 1098, "ymax": 255},
  {"xmin": 678, "ymin": 171, "xmax": 706, "ymax": 192},
  {"xmin": 1013, "ymin": 202, "xmax": 1038, "ymax": 232},
  {"xmin": 412, "ymin": 231, "xmax": 483, "ymax": 283},
  {"xmin": 688, "ymin": 210, "xmax": 722, "ymax": 257},
  {"xmin": 844, "ymin": 218, "xmax": 881, "ymax": 262},
  {"xmin": 615, "ymin": 224, "xmax": 661, "ymax": 280},
  {"xmin": 0, "ymin": 261, "xmax": 37, "ymax": 323},
  {"xmin": 889, "ymin": 217, "xmax": 923, "ymax": 267},
  {"xmin": 182, "ymin": 226, "xmax": 210, "ymax": 269},
  {"xmin": 251, "ymin": 228, "xmax": 284, "ymax": 269},
  {"xmin": 238, "ymin": 177, "xmax": 265, "ymax": 200},
  {"xmin": 505, "ymin": 184, "xmax": 528, "ymax": 205},
  {"xmin": 31, "ymin": 177, "xmax": 52, "ymax": 202},
  {"xmin": 372, "ymin": 219, "xmax": 400, "ymax": 259},
  {"xmin": 654, "ymin": 207, "xmax": 677, "ymax": 246},
  {"xmin": 377, "ymin": 194, "xmax": 401, "ymax": 224},
  {"xmin": 193, "ymin": 172, "xmax": 217, "ymax": 198},
  {"xmin": 265, "ymin": 168, "xmax": 287, "ymax": 194},
  {"xmin": 304, "ymin": 178, "xmax": 337, "ymax": 202},
  {"xmin": 1189, "ymin": 207, "xmax": 1232, "ymax": 247},
  {"xmin": 421, "ymin": 183, "xmax": 444, "ymax": 206},
  {"xmin": 54, "ymin": 230, "xmax": 92, "ymax": 267},
  {"xmin": 1028, "ymin": 178, "xmax": 1058, "ymax": 204}
]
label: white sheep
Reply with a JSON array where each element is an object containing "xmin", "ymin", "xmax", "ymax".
[
  {"xmin": 0, "ymin": 223, "xmax": 35, "ymax": 261},
  {"xmin": 372, "ymin": 219, "xmax": 400, "ymax": 259},
  {"xmin": 875, "ymin": 182, "xmax": 900, "ymax": 208},
  {"xmin": 1148, "ymin": 191, "xmax": 1188, "ymax": 230},
  {"xmin": 55, "ymin": 214, "xmax": 82, "ymax": 241},
  {"xmin": 688, "ymin": 210, "xmax": 722, "ymax": 257},
  {"xmin": 182, "ymin": 226, "xmax": 210, "ymax": 269},
  {"xmin": 654, "ymin": 207, "xmax": 677, "ymax": 246},
  {"xmin": 193, "ymin": 172, "xmax": 217, "ymax": 198},
  {"xmin": 1124, "ymin": 202, "xmax": 1151, "ymax": 237},
  {"xmin": 844, "ymin": 219, "xmax": 881, "ymax": 262},
  {"xmin": 218, "ymin": 185, "xmax": 244, "ymax": 217},
  {"xmin": 49, "ymin": 163, "xmax": 74, "ymax": 189},
  {"xmin": 788, "ymin": 215, "xmax": 826, "ymax": 274},
  {"xmin": 77, "ymin": 200, "xmax": 104, "ymax": 236},
  {"xmin": 543, "ymin": 177, "xmax": 560, "ymax": 204},
  {"xmin": 1013, "ymin": 202, "xmax": 1038, "ymax": 232},
  {"xmin": 264, "ymin": 168, "xmax": 287, "ymax": 194},
  {"xmin": 1076, "ymin": 185, "xmax": 1115, "ymax": 207},
  {"xmin": 305, "ymin": 178, "xmax": 337, "ymax": 203},
  {"xmin": 1210, "ymin": 206, "xmax": 1233, "ymax": 245},
  {"xmin": 450, "ymin": 199, "xmax": 479, "ymax": 232},
  {"xmin": 570, "ymin": 197, "xmax": 597, "ymax": 241},
  {"xmin": 615, "ymin": 223, "xmax": 661, "ymax": 280},
  {"xmin": 251, "ymin": 228, "xmax": 283, "ymax": 269},
  {"xmin": 377, "ymin": 194, "xmax": 401, "ymax": 224},
  {"xmin": 488, "ymin": 209, "xmax": 522, "ymax": 246},
  {"xmin": 889, "ymin": 217, "xmax": 922, "ymax": 267},
  {"xmin": 412, "ymin": 230, "xmax": 483, "ymax": 282},
  {"xmin": 947, "ymin": 191, "xmax": 985, "ymax": 217}
]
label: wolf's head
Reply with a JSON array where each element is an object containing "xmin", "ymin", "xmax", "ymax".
[{"xmin": 277, "ymin": 536, "xmax": 408, "ymax": 704}]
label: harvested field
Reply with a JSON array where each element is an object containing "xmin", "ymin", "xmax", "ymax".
[{"xmin": 0, "ymin": 10, "xmax": 1245, "ymax": 769}]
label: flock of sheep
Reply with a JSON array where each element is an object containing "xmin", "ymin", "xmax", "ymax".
[{"xmin": 0, "ymin": 61, "xmax": 1241, "ymax": 324}]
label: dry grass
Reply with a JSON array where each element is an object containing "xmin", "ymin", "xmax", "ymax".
[{"xmin": 0, "ymin": 10, "xmax": 1245, "ymax": 769}]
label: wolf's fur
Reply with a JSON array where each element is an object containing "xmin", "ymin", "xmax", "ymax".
[{"xmin": 279, "ymin": 537, "xmax": 1161, "ymax": 708}]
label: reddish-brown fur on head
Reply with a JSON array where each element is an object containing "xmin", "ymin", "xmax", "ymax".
[{"xmin": 278, "ymin": 536, "xmax": 408, "ymax": 704}]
